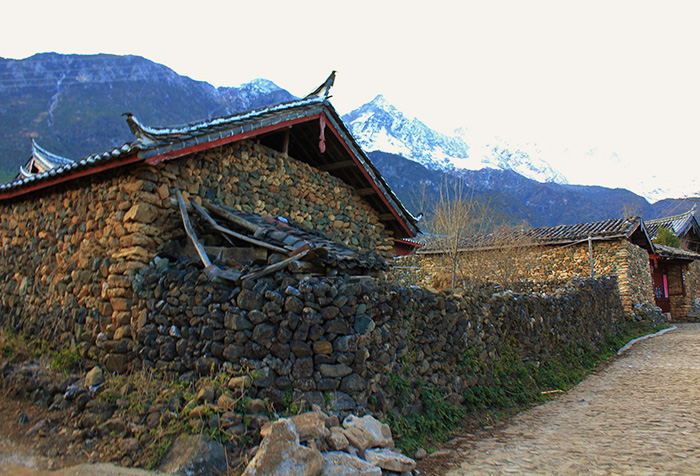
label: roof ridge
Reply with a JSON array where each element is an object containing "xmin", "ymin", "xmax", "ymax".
[{"xmin": 645, "ymin": 208, "xmax": 695, "ymax": 224}]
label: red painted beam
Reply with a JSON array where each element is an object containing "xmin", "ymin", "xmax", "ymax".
[
  {"xmin": 0, "ymin": 152, "xmax": 143, "ymax": 201},
  {"xmin": 146, "ymin": 114, "xmax": 321, "ymax": 165}
]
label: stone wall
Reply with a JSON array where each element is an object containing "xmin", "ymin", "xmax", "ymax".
[
  {"xmin": 124, "ymin": 260, "xmax": 635, "ymax": 416},
  {"xmin": 687, "ymin": 261, "xmax": 700, "ymax": 304},
  {"xmin": 401, "ymin": 240, "xmax": 656, "ymax": 318},
  {"xmin": 0, "ymin": 139, "xmax": 393, "ymax": 367}
]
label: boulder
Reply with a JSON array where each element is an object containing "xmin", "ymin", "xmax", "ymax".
[
  {"xmin": 327, "ymin": 427, "xmax": 350, "ymax": 451},
  {"xmin": 364, "ymin": 448, "xmax": 416, "ymax": 472},
  {"xmin": 342, "ymin": 415, "xmax": 393, "ymax": 451},
  {"xmin": 243, "ymin": 419, "xmax": 322, "ymax": 476},
  {"xmin": 322, "ymin": 451, "xmax": 382, "ymax": 476},
  {"xmin": 158, "ymin": 434, "xmax": 227, "ymax": 476}
]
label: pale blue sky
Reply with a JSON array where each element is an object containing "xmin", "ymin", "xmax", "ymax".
[{"xmin": 2, "ymin": 0, "xmax": 699, "ymax": 198}]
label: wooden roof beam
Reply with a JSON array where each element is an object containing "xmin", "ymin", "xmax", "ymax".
[
  {"xmin": 356, "ymin": 187, "xmax": 376, "ymax": 197},
  {"xmin": 317, "ymin": 160, "xmax": 355, "ymax": 172}
]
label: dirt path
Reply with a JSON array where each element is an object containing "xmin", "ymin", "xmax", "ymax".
[{"xmin": 443, "ymin": 323, "xmax": 700, "ymax": 475}]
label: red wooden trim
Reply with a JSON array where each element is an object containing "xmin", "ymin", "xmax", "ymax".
[
  {"xmin": 146, "ymin": 114, "xmax": 321, "ymax": 165},
  {"xmin": 0, "ymin": 152, "xmax": 143, "ymax": 200},
  {"xmin": 323, "ymin": 112, "xmax": 414, "ymax": 238}
]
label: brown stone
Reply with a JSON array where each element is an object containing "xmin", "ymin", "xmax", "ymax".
[
  {"xmin": 123, "ymin": 203, "xmax": 158, "ymax": 224},
  {"xmin": 313, "ymin": 340, "xmax": 332, "ymax": 355}
]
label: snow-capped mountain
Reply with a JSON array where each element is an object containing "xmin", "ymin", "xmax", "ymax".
[{"xmin": 342, "ymin": 95, "xmax": 567, "ymax": 184}]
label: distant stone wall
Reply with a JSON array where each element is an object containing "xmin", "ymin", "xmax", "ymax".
[
  {"xmin": 0, "ymin": 139, "xmax": 393, "ymax": 368},
  {"xmin": 401, "ymin": 240, "xmax": 656, "ymax": 318}
]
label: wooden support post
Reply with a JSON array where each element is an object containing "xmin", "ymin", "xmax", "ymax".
[
  {"xmin": 588, "ymin": 236, "xmax": 594, "ymax": 277},
  {"xmin": 282, "ymin": 127, "xmax": 291, "ymax": 157}
]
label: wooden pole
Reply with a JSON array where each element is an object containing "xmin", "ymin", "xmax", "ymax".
[{"xmin": 588, "ymin": 236, "xmax": 594, "ymax": 277}]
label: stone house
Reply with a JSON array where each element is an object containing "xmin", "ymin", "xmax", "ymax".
[
  {"xmin": 0, "ymin": 74, "xmax": 419, "ymax": 369},
  {"xmin": 645, "ymin": 207, "xmax": 700, "ymax": 253},
  {"xmin": 407, "ymin": 216, "xmax": 686, "ymax": 319},
  {"xmin": 645, "ymin": 208, "xmax": 700, "ymax": 316}
]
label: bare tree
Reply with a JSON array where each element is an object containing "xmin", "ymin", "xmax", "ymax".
[{"xmin": 420, "ymin": 178, "xmax": 493, "ymax": 290}]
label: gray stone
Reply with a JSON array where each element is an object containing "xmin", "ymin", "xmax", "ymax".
[
  {"xmin": 85, "ymin": 366, "xmax": 104, "ymax": 388},
  {"xmin": 290, "ymin": 340, "xmax": 313, "ymax": 357},
  {"xmin": 325, "ymin": 319, "xmax": 351, "ymax": 335},
  {"xmin": 327, "ymin": 428, "xmax": 350, "ymax": 451},
  {"xmin": 340, "ymin": 373, "xmax": 365, "ymax": 394},
  {"xmin": 354, "ymin": 315, "xmax": 376, "ymax": 334},
  {"xmin": 225, "ymin": 313, "xmax": 254, "ymax": 331},
  {"xmin": 242, "ymin": 419, "xmax": 322, "ymax": 476},
  {"xmin": 222, "ymin": 344, "xmax": 244, "ymax": 362},
  {"xmin": 334, "ymin": 335, "xmax": 359, "ymax": 352},
  {"xmin": 252, "ymin": 323, "xmax": 276, "ymax": 344},
  {"xmin": 328, "ymin": 392, "xmax": 356, "ymax": 411},
  {"xmin": 319, "ymin": 363, "xmax": 353, "ymax": 378},
  {"xmin": 292, "ymin": 357, "xmax": 314, "ymax": 379},
  {"xmin": 364, "ymin": 448, "xmax": 416, "ymax": 472},
  {"xmin": 238, "ymin": 290, "xmax": 264, "ymax": 311},
  {"xmin": 342, "ymin": 414, "xmax": 394, "ymax": 450},
  {"xmin": 285, "ymin": 296, "xmax": 304, "ymax": 314},
  {"xmin": 159, "ymin": 434, "xmax": 227, "ymax": 476},
  {"xmin": 322, "ymin": 451, "xmax": 382, "ymax": 476}
]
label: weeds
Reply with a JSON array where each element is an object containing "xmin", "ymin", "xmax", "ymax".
[
  {"xmin": 50, "ymin": 347, "xmax": 81, "ymax": 374},
  {"xmin": 385, "ymin": 380, "xmax": 466, "ymax": 455}
]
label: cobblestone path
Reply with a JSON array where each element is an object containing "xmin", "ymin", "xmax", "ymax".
[{"xmin": 446, "ymin": 323, "xmax": 700, "ymax": 475}]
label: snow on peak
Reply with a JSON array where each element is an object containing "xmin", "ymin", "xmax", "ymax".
[
  {"xmin": 342, "ymin": 96, "xmax": 567, "ymax": 185},
  {"xmin": 239, "ymin": 78, "xmax": 281, "ymax": 94}
]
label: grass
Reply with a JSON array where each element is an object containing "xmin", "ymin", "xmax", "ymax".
[{"xmin": 385, "ymin": 379, "xmax": 467, "ymax": 456}]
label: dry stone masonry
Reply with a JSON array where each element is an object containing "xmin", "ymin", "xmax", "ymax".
[
  {"xmin": 0, "ymin": 139, "xmax": 393, "ymax": 369},
  {"xmin": 401, "ymin": 239, "xmax": 657, "ymax": 319}
]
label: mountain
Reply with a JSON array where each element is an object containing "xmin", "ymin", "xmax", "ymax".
[
  {"xmin": 342, "ymin": 95, "xmax": 567, "ymax": 184},
  {"xmin": 0, "ymin": 53, "xmax": 692, "ymax": 227},
  {"xmin": 0, "ymin": 53, "xmax": 294, "ymax": 182},
  {"xmin": 368, "ymin": 150, "xmax": 694, "ymax": 228}
]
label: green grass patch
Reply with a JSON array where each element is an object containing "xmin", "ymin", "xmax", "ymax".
[{"xmin": 385, "ymin": 381, "xmax": 466, "ymax": 455}]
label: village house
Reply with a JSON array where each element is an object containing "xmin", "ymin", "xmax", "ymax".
[
  {"xmin": 645, "ymin": 208, "xmax": 700, "ymax": 315},
  {"xmin": 407, "ymin": 215, "xmax": 700, "ymax": 321},
  {"xmin": 0, "ymin": 74, "xmax": 419, "ymax": 371}
]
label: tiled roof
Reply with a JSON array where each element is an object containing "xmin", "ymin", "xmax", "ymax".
[
  {"xmin": 0, "ymin": 72, "xmax": 418, "ymax": 239},
  {"xmin": 418, "ymin": 217, "xmax": 653, "ymax": 254},
  {"xmin": 653, "ymin": 243, "xmax": 700, "ymax": 260},
  {"xmin": 645, "ymin": 206, "xmax": 698, "ymax": 240}
]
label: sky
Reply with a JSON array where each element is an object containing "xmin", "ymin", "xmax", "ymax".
[{"xmin": 2, "ymin": 0, "xmax": 699, "ymax": 200}]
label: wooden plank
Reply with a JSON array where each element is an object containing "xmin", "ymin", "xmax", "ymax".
[
  {"xmin": 204, "ymin": 246, "xmax": 268, "ymax": 262},
  {"xmin": 242, "ymin": 249, "xmax": 310, "ymax": 281},
  {"xmin": 317, "ymin": 160, "xmax": 355, "ymax": 172},
  {"xmin": 356, "ymin": 187, "xmax": 376, "ymax": 197},
  {"xmin": 176, "ymin": 190, "xmax": 212, "ymax": 268},
  {"xmin": 202, "ymin": 200, "xmax": 261, "ymax": 234},
  {"xmin": 377, "ymin": 213, "xmax": 395, "ymax": 221},
  {"xmin": 192, "ymin": 200, "xmax": 288, "ymax": 253},
  {"xmin": 176, "ymin": 191, "xmax": 241, "ymax": 282}
]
